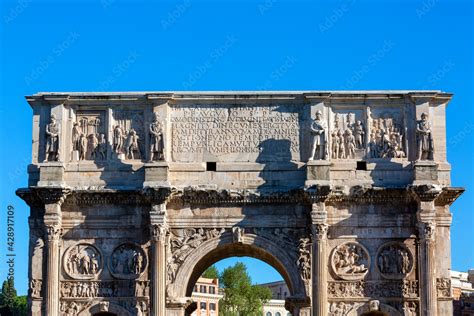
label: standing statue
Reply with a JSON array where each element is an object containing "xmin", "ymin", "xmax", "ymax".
[
  {"xmin": 149, "ymin": 113, "xmax": 164, "ymax": 162},
  {"xmin": 125, "ymin": 129, "xmax": 141, "ymax": 159},
  {"xmin": 309, "ymin": 110, "xmax": 327, "ymax": 160},
  {"xmin": 98, "ymin": 134, "xmax": 107, "ymax": 160},
  {"xmin": 353, "ymin": 120, "xmax": 365, "ymax": 149},
  {"xmin": 113, "ymin": 125, "xmax": 124, "ymax": 154},
  {"xmin": 71, "ymin": 122, "xmax": 81, "ymax": 152},
  {"xmin": 44, "ymin": 114, "xmax": 60, "ymax": 162},
  {"xmin": 416, "ymin": 112, "xmax": 434, "ymax": 160},
  {"xmin": 79, "ymin": 134, "xmax": 87, "ymax": 161}
]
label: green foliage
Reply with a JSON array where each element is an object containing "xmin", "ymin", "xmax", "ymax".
[
  {"xmin": 0, "ymin": 279, "xmax": 27, "ymax": 316},
  {"xmin": 218, "ymin": 262, "xmax": 272, "ymax": 316},
  {"xmin": 202, "ymin": 265, "xmax": 219, "ymax": 280},
  {"xmin": 0, "ymin": 279, "xmax": 17, "ymax": 308}
]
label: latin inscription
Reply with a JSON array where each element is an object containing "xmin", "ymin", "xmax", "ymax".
[{"xmin": 171, "ymin": 105, "xmax": 301, "ymax": 161}]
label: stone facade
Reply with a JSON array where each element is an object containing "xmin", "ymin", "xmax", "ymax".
[
  {"xmin": 17, "ymin": 91, "xmax": 464, "ymax": 316},
  {"xmin": 190, "ymin": 277, "xmax": 221, "ymax": 316}
]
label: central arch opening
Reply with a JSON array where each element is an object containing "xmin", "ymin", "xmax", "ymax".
[{"xmin": 188, "ymin": 256, "xmax": 293, "ymax": 316}]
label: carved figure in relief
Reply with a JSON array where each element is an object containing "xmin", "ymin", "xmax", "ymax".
[
  {"xmin": 72, "ymin": 122, "xmax": 81, "ymax": 151},
  {"xmin": 125, "ymin": 129, "xmax": 141, "ymax": 159},
  {"xmin": 377, "ymin": 244, "xmax": 412, "ymax": 278},
  {"xmin": 344, "ymin": 129, "xmax": 356, "ymax": 159},
  {"xmin": 332, "ymin": 243, "xmax": 369, "ymax": 280},
  {"xmin": 30, "ymin": 279, "xmax": 41, "ymax": 298},
  {"xmin": 98, "ymin": 134, "xmax": 107, "ymax": 160},
  {"xmin": 369, "ymin": 112, "xmax": 406, "ymax": 159},
  {"xmin": 44, "ymin": 114, "xmax": 60, "ymax": 162},
  {"xmin": 416, "ymin": 112, "xmax": 434, "ymax": 160},
  {"xmin": 296, "ymin": 238, "xmax": 311, "ymax": 280},
  {"xmin": 149, "ymin": 112, "xmax": 164, "ymax": 161},
  {"xmin": 337, "ymin": 130, "xmax": 346, "ymax": 159},
  {"xmin": 88, "ymin": 133, "xmax": 99, "ymax": 160},
  {"xmin": 113, "ymin": 125, "xmax": 125, "ymax": 154},
  {"xmin": 65, "ymin": 301, "xmax": 79, "ymax": 316},
  {"xmin": 309, "ymin": 110, "xmax": 328, "ymax": 160},
  {"xmin": 232, "ymin": 227, "xmax": 244, "ymax": 243},
  {"xmin": 331, "ymin": 130, "xmax": 339, "ymax": 159},
  {"xmin": 65, "ymin": 244, "xmax": 101, "ymax": 278},
  {"xmin": 354, "ymin": 120, "xmax": 365, "ymax": 149},
  {"xmin": 110, "ymin": 244, "xmax": 146, "ymax": 278},
  {"xmin": 79, "ymin": 134, "xmax": 87, "ymax": 160},
  {"xmin": 329, "ymin": 302, "xmax": 353, "ymax": 316}
]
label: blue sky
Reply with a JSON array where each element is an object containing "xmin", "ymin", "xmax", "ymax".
[{"xmin": 0, "ymin": 0, "xmax": 472, "ymax": 295}]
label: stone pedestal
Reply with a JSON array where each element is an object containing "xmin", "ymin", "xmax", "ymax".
[
  {"xmin": 413, "ymin": 161, "xmax": 438, "ymax": 185},
  {"xmin": 38, "ymin": 163, "xmax": 65, "ymax": 187},
  {"xmin": 144, "ymin": 162, "xmax": 170, "ymax": 187},
  {"xmin": 306, "ymin": 160, "xmax": 331, "ymax": 186}
]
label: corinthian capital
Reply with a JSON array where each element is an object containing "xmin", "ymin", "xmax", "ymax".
[
  {"xmin": 151, "ymin": 223, "xmax": 168, "ymax": 243},
  {"xmin": 311, "ymin": 223, "xmax": 328, "ymax": 241},
  {"xmin": 45, "ymin": 224, "xmax": 62, "ymax": 241},
  {"xmin": 418, "ymin": 221, "xmax": 436, "ymax": 241}
]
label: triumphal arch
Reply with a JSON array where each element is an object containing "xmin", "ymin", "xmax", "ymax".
[{"xmin": 18, "ymin": 91, "xmax": 463, "ymax": 316}]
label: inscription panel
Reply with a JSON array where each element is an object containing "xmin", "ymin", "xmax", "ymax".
[{"xmin": 170, "ymin": 105, "xmax": 302, "ymax": 162}]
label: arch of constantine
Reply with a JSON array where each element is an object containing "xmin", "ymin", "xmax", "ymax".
[{"xmin": 17, "ymin": 91, "xmax": 464, "ymax": 316}]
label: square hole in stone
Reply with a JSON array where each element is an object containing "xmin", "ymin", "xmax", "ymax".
[
  {"xmin": 357, "ymin": 161, "xmax": 367, "ymax": 171},
  {"xmin": 206, "ymin": 162, "xmax": 217, "ymax": 171}
]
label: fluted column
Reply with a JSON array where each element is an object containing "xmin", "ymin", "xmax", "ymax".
[
  {"xmin": 150, "ymin": 204, "xmax": 168, "ymax": 316},
  {"xmin": 418, "ymin": 218, "xmax": 437, "ymax": 316},
  {"xmin": 44, "ymin": 211, "xmax": 62, "ymax": 316},
  {"xmin": 411, "ymin": 185, "xmax": 440, "ymax": 316},
  {"xmin": 311, "ymin": 202, "xmax": 328, "ymax": 316}
]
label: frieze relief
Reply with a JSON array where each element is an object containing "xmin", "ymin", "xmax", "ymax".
[
  {"xmin": 330, "ymin": 111, "xmax": 366, "ymax": 160},
  {"xmin": 60, "ymin": 280, "xmax": 149, "ymax": 298},
  {"xmin": 109, "ymin": 243, "xmax": 147, "ymax": 279},
  {"xmin": 63, "ymin": 243, "xmax": 102, "ymax": 280},
  {"xmin": 168, "ymin": 228, "xmax": 226, "ymax": 281},
  {"xmin": 328, "ymin": 280, "xmax": 419, "ymax": 298},
  {"xmin": 72, "ymin": 111, "xmax": 106, "ymax": 161},
  {"xmin": 112, "ymin": 110, "xmax": 145, "ymax": 160},
  {"xmin": 296, "ymin": 237, "xmax": 311, "ymax": 280},
  {"xmin": 30, "ymin": 279, "xmax": 42, "ymax": 298},
  {"xmin": 331, "ymin": 242, "xmax": 370, "ymax": 281},
  {"xmin": 368, "ymin": 109, "xmax": 406, "ymax": 159},
  {"xmin": 376, "ymin": 242, "xmax": 413, "ymax": 280},
  {"xmin": 60, "ymin": 298, "xmax": 149, "ymax": 316},
  {"xmin": 436, "ymin": 277, "xmax": 451, "ymax": 298}
]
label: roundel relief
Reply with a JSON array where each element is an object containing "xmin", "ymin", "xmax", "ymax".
[
  {"xmin": 109, "ymin": 243, "xmax": 147, "ymax": 279},
  {"xmin": 331, "ymin": 242, "xmax": 370, "ymax": 281},
  {"xmin": 63, "ymin": 243, "xmax": 102, "ymax": 280},
  {"xmin": 376, "ymin": 242, "xmax": 414, "ymax": 279}
]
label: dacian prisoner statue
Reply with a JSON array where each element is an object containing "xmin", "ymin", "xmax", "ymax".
[{"xmin": 309, "ymin": 110, "xmax": 327, "ymax": 160}]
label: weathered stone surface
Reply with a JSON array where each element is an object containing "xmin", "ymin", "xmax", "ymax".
[{"xmin": 17, "ymin": 91, "xmax": 463, "ymax": 316}]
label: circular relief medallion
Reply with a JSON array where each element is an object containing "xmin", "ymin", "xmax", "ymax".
[
  {"xmin": 63, "ymin": 243, "xmax": 102, "ymax": 280},
  {"xmin": 330, "ymin": 242, "xmax": 370, "ymax": 281},
  {"xmin": 109, "ymin": 243, "xmax": 147, "ymax": 279},
  {"xmin": 376, "ymin": 242, "xmax": 413, "ymax": 279}
]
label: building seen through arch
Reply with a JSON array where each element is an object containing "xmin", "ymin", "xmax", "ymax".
[{"xmin": 17, "ymin": 91, "xmax": 464, "ymax": 315}]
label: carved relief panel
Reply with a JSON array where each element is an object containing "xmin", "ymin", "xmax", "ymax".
[
  {"xmin": 376, "ymin": 242, "xmax": 413, "ymax": 279},
  {"xmin": 72, "ymin": 111, "xmax": 107, "ymax": 161},
  {"xmin": 112, "ymin": 110, "xmax": 145, "ymax": 160},
  {"xmin": 330, "ymin": 242, "xmax": 370, "ymax": 280},
  {"xmin": 330, "ymin": 110, "xmax": 366, "ymax": 160},
  {"xmin": 109, "ymin": 243, "xmax": 147, "ymax": 279},
  {"xmin": 368, "ymin": 108, "xmax": 406, "ymax": 159},
  {"xmin": 63, "ymin": 243, "xmax": 103, "ymax": 280}
]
